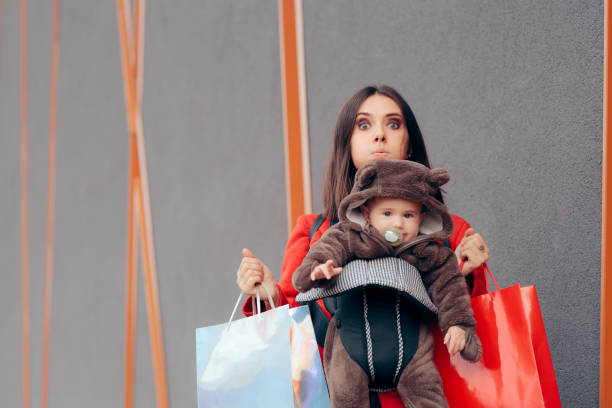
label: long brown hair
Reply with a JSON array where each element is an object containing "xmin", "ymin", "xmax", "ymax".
[{"xmin": 322, "ymin": 85, "xmax": 440, "ymax": 219}]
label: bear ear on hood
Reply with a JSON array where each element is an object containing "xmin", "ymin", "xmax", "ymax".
[
  {"xmin": 354, "ymin": 163, "xmax": 378, "ymax": 191},
  {"xmin": 428, "ymin": 168, "xmax": 450, "ymax": 188}
]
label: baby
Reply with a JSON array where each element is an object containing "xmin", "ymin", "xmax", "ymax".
[{"xmin": 293, "ymin": 159, "xmax": 481, "ymax": 408}]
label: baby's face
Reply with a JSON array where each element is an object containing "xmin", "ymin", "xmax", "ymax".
[{"xmin": 364, "ymin": 197, "xmax": 423, "ymax": 243}]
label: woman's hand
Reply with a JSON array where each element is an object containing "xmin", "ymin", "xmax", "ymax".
[
  {"xmin": 236, "ymin": 248, "xmax": 279, "ymax": 306},
  {"xmin": 444, "ymin": 326, "xmax": 467, "ymax": 355},
  {"xmin": 310, "ymin": 260, "xmax": 343, "ymax": 281},
  {"xmin": 455, "ymin": 228, "xmax": 490, "ymax": 276}
]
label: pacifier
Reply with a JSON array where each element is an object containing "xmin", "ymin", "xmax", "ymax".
[{"xmin": 382, "ymin": 227, "xmax": 403, "ymax": 246}]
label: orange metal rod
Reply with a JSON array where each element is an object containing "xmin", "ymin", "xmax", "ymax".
[
  {"xmin": 117, "ymin": 3, "xmax": 138, "ymax": 408},
  {"xmin": 116, "ymin": 4, "xmax": 139, "ymax": 407},
  {"xmin": 41, "ymin": 0, "xmax": 60, "ymax": 407},
  {"xmin": 294, "ymin": 0, "xmax": 311, "ymax": 216},
  {"xmin": 117, "ymin": 0, "xmax": 169, "ymax": 406},
  {"xmin": 124, "ymin": 136, "xmax": 138, "ymax": 408},
  {"xmin": 278, "ymin": 0, "xmax": 309, "ymax": 233},
  {"xmin": 20, "ymin": 0, "xmax": 30, "ymax": 406},
  {"xmin": 135, "ymin": 177, "xmax": 169, "ymax": 408},
  {"xmin": 602, "ymin": 0, "xmax": 611, "ymax": 406},
  {"xmin": 133, "ymin": 0, "xmax": 145, "ymax": 110},
  {"xmin": 116, "ymin": 0, "xmax": 136, "ymax": 125},
  {"xmin": 130, "ymin": 2, "xmax": 170, "ymax": 402},
  {"xmin": 117, "ymin": 0, "xmax": 138, "ymax": 408}
]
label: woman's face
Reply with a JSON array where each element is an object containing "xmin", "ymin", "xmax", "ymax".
[{"xmin": 350, "ymin": 94, "xmax": 409, "ymax": 169}]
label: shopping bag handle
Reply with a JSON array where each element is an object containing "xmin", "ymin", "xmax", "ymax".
[
  {"xmin": 226, "ymin": 283, "xmax": 276, "ymax": 330},
  {"xmin": 483, "ymin": 264, "xmax": 501, "ymax": 293},
  {"xmin": 460, "ymin": 260, "xmax": 501, "ymax": 293}
]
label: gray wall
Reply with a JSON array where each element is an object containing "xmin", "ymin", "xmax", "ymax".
[
  {"xmin": 305, "ymin": 2, "xmax": 602, "ymax": 407},
  {"xmin": 0, "ymin": 1, "xmax": 602, "ymax": 407}
]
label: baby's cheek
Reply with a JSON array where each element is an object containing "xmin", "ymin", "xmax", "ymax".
[{"xmin": 369, "ymin": 218, "xmax": 387, "ymax": 233}]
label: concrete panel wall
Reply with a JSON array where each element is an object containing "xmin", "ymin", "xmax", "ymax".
[
  {"xmin": 0, "ymin": 1, "xmax": 603, "ymax": 407},
  {"xmin": 0, "ymin": 1, "xmax": 284, "ymax": 407},
  {"xmin": 304, "ymin": 1, "xmax": 602, "ymax": 407}
]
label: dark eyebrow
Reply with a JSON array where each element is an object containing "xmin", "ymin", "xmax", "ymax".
[{"xmin": 356, "ymin": 112, "xmax": 402, "ymax": 118}]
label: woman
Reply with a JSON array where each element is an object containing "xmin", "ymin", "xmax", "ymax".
[{"xmin": 236, "ymin": 85, "xmax": 490, "ymax": 407}]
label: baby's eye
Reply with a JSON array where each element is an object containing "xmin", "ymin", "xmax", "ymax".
[
  {"xmin": 383, "ymin": 211, "xmax": 392, "ymax": 217},
  {"xmin": 404, "ymin": 213, "xmax": 413, "ymax": 218},
  {"xmin": 357, "ymin": 120, "xmax": 370, "ymax": 130}
]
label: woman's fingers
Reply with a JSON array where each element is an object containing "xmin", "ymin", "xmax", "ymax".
[
  {"xmin": 457, "ymin": 231, "xmax": 490, "ymax": 275},
  {"xmin": 237, "ymin": 262, "xmax": 263, "ymax": 281},
  {"xmin": 239, "ymin": 260, "xmax": 262, "ymax": 273},
  {"xmin": 237, "ymin": 269, "xmax": 262, "ymax": 285},
  {"xmin": 236, "ymin": 248, "xmax": 280, "ymax": 304},
  {"xmin": 461, "ymin": 233, "xmax": 489, "ymax": 255},
  {"xmin": 462, "ymin": 246, "xmax": 489, "ymax": 268},
  {"xmin": 238, "ymin": 248, "xmax": 262, "ymax": 277},
  {"xmin": 237, "ymin": 275, "xmax": 263, "ymax": 295},
  {"xmin": 236, "ymin": 249, "xmax": 265, "ymax": 294},
  {"xmin": 246, "ymin": 275, "xmax": 262, "ymax": 288},
  {"xmin": 242, "ymin": 248, "xmax": 257, "ymax": 258}
]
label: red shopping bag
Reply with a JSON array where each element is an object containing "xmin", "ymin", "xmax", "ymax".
[{"xmin": 433, "ymin": 267, "xmax": 562, "ymax": 408}]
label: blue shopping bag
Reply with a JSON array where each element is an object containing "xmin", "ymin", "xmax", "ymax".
[
  {"xmin": 196, "ymin": 285, "xmax": 330, "ymax": 408},
  {"xmin": 288, "ymin": 305, "xmax": 330, "ymax": 407}
]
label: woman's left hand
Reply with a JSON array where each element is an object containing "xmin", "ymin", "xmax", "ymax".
[{"xmin": 455, "ymin": 228, "xmax": 489, "ymax": 276}]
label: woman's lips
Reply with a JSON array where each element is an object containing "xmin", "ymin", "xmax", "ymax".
[{"xmin": 372, "ymin": 151, "xmax": 389, "ymax": 157}]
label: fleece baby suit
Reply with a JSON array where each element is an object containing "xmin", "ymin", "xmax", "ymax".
[{"xmin": 293, "ymin": 159, "xmax": 481, "ymax": 408}]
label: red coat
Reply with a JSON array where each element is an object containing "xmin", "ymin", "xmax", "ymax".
[{"xmin": 244, "ymin": 213, "xmax": 488, "ymax": 407}]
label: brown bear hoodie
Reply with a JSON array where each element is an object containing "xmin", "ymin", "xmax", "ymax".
[{"xmin": 293, "ymin": 159, "xmax": 481, "ymax": 407}]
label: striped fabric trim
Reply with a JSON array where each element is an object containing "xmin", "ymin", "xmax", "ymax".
[{"xmin": 296, "ymin": 257, "xmax": 438, "ymax": 314}]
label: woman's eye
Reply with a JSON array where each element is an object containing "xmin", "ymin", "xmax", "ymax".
[
  {"xmin": 357, "ymin": 121, "xmax": 370, "ymax": 130},
  {"xmin": 383, "ymin": 211, "xmax": 392, "ymax": 217},
  {"xmin": 388, "ymin": 120, "xmax": 401, "ymax": 129}
]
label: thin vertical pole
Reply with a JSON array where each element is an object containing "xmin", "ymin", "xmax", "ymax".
[
  {"xmin": 20, "ymin": 0, "xmax": 30, "ymax": 406},
  {"xmin": 278, "ymin": 0, "xmax": 311, "ymax": 234},
  {"xmin": 41, "ymin": 0, "xmax": 60, "ymax": 407},
  {"xmin": 294, "ymin": 0, "xmax": 311, "ymax": 216},
  {"xmin": 601, "ymin": 0, "xmax": 612, "ymax": 406},
  {"xmin": 124, "ymin": 137, "xmax": 138, "ymax": 408},
  {"xmin": 117, "ymin": 1, "xmax": 169, "ymax": 406},
  {"xmin": 134, "ymin": 177, "xmax": 169, "ymax": 408},
  {"xmin": 118, "ymin": 0, "xmax": 138, "ymax": 404}
]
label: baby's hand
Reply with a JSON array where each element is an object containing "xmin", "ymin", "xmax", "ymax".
[
  {"xmin": 310, "ymin": 260, "xmax": 343, "ymax": 281},
  {"xmin": 443, "ymin": 326, "xmax": 466, "ymax": 355}
]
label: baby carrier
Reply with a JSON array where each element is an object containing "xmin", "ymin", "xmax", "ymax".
[{"xmin": 301, "ymin": 215, "xmax": 444, "ymax": 392}]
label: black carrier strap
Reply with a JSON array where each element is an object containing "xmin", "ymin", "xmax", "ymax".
[
  {"xmin": 308, "ymin": 300, "xmax": 332, "ymax": 346},
  {"xmin": 305, "ymin": 215, "xmax": 338, "ymax": 347},
  {"xmin": 308, "ymin": 214, "xmax": 327, "ymax": 242}
]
